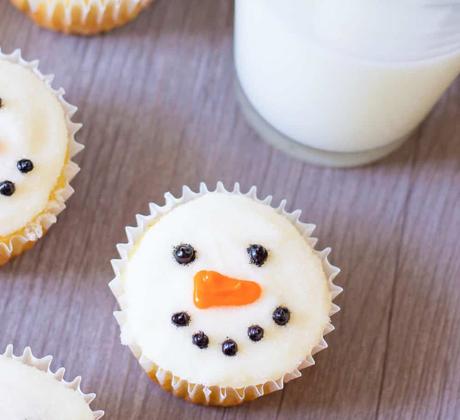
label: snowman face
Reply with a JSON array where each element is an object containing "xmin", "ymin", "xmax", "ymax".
[
  {"xmin": 122, "ymin": 193, "xmax": 332, "ymax": 388},
  {"xmin": 0, "ymin": 59, "xmax": 68, "ymax": 237}
]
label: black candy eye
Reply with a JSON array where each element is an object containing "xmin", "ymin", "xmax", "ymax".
[
  {"xmin": 222, "ymin": 339, "xmax": 238, "ymax": 356},
  {"xmin": 247, "ymin": 244, "xmax": 268, "ymax": 267},
  {"xmin": 17, "ymin": 159, "xmax": 34, "ymax": 174},
  {"xmin": 173, "ymin": 244, "xmax": 196, "ymax": 265},
  {"xmin": 272, "ymin": 306, "xmax": 291, "ymax": 326},
  {"xmin": 192, "ymin": 331, "xmax": 209, "ymax": 349},
  {"xmin": 247, "ymin": 325, "xmax": 264, "ymax": 342},
  {"xmin": 171, "ymin": 311, "xmax": 191, "ymax": 327},
  {"xmin": 0, "ymin": 181, "xmax": 15, "ymax": 197}
]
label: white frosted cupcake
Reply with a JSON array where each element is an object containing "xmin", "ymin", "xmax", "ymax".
[
  {"xmin": 0, "ymin": 50, "xmax": 82, "ymax": 266},
  {"xmin": 110, "ymin": 183, "xmax": 341, "ymax": 406},
  {"xmin": 0, "ymin": 346, "xmax": 103, "ymax": 419},
  {"xmin": 10, "ymin": 0, "xmax": 153, "ymax": 35}
]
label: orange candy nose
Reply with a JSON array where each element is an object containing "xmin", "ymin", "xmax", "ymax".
[{"xmin": 193, "ymin": 270, "xmax": 262, "ymax": 309}]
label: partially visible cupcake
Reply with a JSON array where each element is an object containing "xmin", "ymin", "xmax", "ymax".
[
  {"xmin": 0, "ymin": 345, "xmax": 104, "ymax": 419},
  {"xmin": 0, "ymin": 49, "xmax": 82, "ymax": 266},
  {"xmin": 110, "ymin": 183, "xmax": 342, "ymax": 406},
  {"xmin": 10, "ymin": 0, "xmax": 153, "ymax": 35}
]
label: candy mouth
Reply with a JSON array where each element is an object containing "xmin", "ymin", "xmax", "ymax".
[
  {"xmin": 193, "ymin": 270, "xmax": 262, "ymax": 309},
  {"xmin": 171, "ymin": 306, "xmax": 290, "ymax": 356},
  {"xmin": 0, "ymin": 159, "xmax": 35, "ymax": 197}
]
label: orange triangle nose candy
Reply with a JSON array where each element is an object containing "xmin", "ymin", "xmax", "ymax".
[{"xmin": 193, "ymin": 270, "xmax": 262, "ymax": 309}]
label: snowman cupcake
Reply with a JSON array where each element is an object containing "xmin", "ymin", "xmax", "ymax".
[
  {"xmin": 0, "ymin": 50, "xmax": 82, "ymax": 266},
  {"xmin": 0, "ymin": 345, "xmax": 103, "ymax": 419},
  {"xmin": 10, "ymin": 0, "xmax": 153, "ymax": 35},
  {"xmin": 111, "ymin": 183, "xmax": 342, "ymax": 406}
]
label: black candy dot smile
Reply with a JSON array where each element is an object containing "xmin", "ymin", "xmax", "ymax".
[
  {"xmin": 0, "ymin": 181, "xmax": 15, "ymax": 197},
  {"xmin": 170, "ymin": 307, "xmax": 291, "ymax": 354},
  {"xmin": 247, "ymin": 325, "xmax": 264, "ymax": 342},
  {"xmin": 222, "ymin": 339, "xmax": 238, "ymax": 356},
  {"xmin": 171, "ymin": 311, "xmax": 191, "ymax": 327},
  {"xmin": 170, "ymin": 307, "xmax": 290, "ymax": 354},
  {"xmin": 17, "ymin": 159, "xmax": 34, "ymax": 174},
  {"xmin": 273, "ymin": 306, "xmax": 291, "ymax": 326},
  {"xmin": 192, "ymin": 331, "xmax": 209, "ymax": 349},
  {"xmin": 0, "ymin": 159, "xmax": 34, "ymax": 198}
]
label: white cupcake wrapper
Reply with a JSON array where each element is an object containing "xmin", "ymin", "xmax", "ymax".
[
  {"xmin": 12, "ymin": 0, "xmax": 152, "ymax": 32},
  {"xmin": 0, "ymin": 49, "xmax": 82, "ymax": 263},
  {"xmin": 27, "ymin": 0, "xmax": 150, "ymax": 22},
  {"xmin": 1, "ymin": 345, "xmax": 104, "ymax": 419},
  {"xmin": 110, "ymin": 182, "xmax": 342, "ymax": 405}
]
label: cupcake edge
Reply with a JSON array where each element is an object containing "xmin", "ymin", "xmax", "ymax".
[
  {"xmin": 1, "ymin": 345, "xmax": 104, "ymax": 419},
  {"xmin": 110, "ymin": 182, "xmax": 343, "ymax": 406},
  {"xmin": 10, "ymin": 0, "xmax": 153, "ymax": 35},
  {"xmin": 0, "ymin": 49, "xmax": 82, "ymax": 266}
]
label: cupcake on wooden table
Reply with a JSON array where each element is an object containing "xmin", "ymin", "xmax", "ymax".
[
  {"xmin": 110, "ymin": 183, "xmax": 342, "ymax": 406},
  {"xmin": 10, "ymin": 0, "xmax": 153, "ymax": 35},
  {"xmin": 0, "ymin": 346, "xmax": 103, "ymax": 419},
  {"xmin": 0, "ymin": 50, "xmax": 81, "ymax": 266}
]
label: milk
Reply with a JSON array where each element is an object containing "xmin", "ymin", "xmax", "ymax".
[{"xmin": 234, "ymin": 0, "xmax": 460, "ymax": 158}]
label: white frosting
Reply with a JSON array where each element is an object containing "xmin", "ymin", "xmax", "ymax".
[
  {"xmin": 0, "ymin": 59, "xmax": 68, "ymax": 237},
  {"xmin": 122, "ymin": 193, "xmax": 332, "ymax": 388},
  {"xmin": 0, "ymin": 356, "xmax": 94, "ymax": 420}
]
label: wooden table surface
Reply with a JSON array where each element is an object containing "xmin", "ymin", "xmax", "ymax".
[{"xmin": 1, "ymin": 1, "xmax": 460, "ymax": 419}]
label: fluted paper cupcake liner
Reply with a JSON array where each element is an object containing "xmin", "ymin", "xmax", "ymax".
[
  {"xmin": 10, "ymin": 0, "xmax": 153, "ymax": 35},
  {"xmin": 0, "ymin": 49, "xmax": 82, "ymax": 266},
  {"xmin": 1, "ymin": 345, "xmax": 104, "ymax": 419},
  {"xmin": 110, "ymin": 182, "xmax": 342, "ymax": 406}
]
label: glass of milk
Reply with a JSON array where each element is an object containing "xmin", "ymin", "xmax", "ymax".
[{"xmin": 234, "ymin": 0, "xmax": 460, "ymax": 167}]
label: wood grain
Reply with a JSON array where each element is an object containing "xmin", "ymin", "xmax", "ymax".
[{"xmin": 0, "ymin": 1, "xmax": 459, "ymax": 419}]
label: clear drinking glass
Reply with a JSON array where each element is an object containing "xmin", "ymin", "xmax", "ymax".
[{"xmin": 234, "ymin": 0, "xmax": 460, "ymax": 167}]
